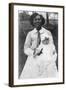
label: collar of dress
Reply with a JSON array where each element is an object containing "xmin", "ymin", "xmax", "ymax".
[{"xmin": 33, "ymin": 27, "xmax": 47, "ymax": 34}]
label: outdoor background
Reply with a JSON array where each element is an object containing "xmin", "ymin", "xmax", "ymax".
[{"xmin": 18, "ymin": 11, "xmax": 58, "ymax": 77}]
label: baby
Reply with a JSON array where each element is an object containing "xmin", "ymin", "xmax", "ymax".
[
  {"xmin": 33, "ymin": 33, "xmax": 58, "ymax": 77},
  {"xmin": 34, "ymin": 33, "xmax": 57, "ymax": 62}
]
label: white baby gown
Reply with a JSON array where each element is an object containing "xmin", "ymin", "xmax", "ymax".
[{"xmin": 20, "ymin": 33, "xmax": 58, "ymax": 79}]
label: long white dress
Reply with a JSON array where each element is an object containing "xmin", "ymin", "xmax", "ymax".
[{"xmin": 20, "ymin": 28, "xmax": 58, "ymax": 79}]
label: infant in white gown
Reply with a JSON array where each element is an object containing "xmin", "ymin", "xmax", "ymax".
[{"xmin": 34, "ymin": 33, "xmax": 58, "ymax": 77}]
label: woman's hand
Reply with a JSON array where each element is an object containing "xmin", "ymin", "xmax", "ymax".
[{"xmin": 33, "ymin": 48, "xmax": 41, "ymax": 57}]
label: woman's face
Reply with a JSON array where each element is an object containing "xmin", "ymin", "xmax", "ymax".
[{"xmin": 33, "ymin": 15, "xmax": 42, "ymax": 30}]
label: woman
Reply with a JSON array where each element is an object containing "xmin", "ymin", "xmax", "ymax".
[{"xmin": 20, "ymin": 13, "xmax": 57, "ymax": 79}]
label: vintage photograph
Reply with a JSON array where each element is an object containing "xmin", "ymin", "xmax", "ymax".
[
  {"xmin": 18, "ymin": 11, "xmax": 58, "ymax": 79},
  {"xmin": 9, "ymin": 3, "xmax": 64, "ymax": 86}
]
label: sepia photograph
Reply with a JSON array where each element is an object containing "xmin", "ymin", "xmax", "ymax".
[{"xmin": 9, "ymin": 3, "xmax": 64, "ymax": 87}]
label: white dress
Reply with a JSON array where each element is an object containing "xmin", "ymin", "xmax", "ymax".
[{"xmin": 20, "ymin": 28, "xmax": 58, "ymax": 79}]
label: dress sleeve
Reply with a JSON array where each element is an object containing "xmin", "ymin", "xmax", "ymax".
[
  {"xmin": 52, "ymin": 44, "xmax": 57, "ymax": 61},
  {"xmin": 24, "ymin": 32, "xmax": 34, "ymax": 56},
  {"xmin": 48, "ymin": 31, "xmax": 57, "ymax": 61},
  {"xmin": 48, "ymin": 31, "xmax": 54, "ymax": 44}
]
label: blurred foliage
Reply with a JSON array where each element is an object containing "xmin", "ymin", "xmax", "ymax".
[{"xmin": 19, "ymin": 11, "xmax": 30, "ymax": 21}]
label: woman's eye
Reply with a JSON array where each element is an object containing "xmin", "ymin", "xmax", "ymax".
[{"xmin": 35, "ymin": 19, "xmax": 41, "ymax": 21}]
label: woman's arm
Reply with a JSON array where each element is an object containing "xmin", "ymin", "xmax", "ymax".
[
  {"xmin": 48, "ymin": 31, "xmax": 57, "ymax": 61},
  {"xmin": 52, "ymin": 44, "xmax": 57, "ymax": 61},
  {"xmin": 24, "ymin": 32, "xmax": 34, "ymax": 56},
  {"xmin": 48, "ymin": 31, "xmax": 54, "ymax": 44}
]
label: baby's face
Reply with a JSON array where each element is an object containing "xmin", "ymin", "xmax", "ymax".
[{"xmin": 42, "ymin": 37, "xmax": 49, "ymax": 45}]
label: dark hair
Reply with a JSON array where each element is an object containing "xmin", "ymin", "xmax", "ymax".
[{"xmin": 30, "ymin": 13, "xmax": 45, "ymax": 26}]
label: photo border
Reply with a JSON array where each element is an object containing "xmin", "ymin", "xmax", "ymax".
[{"xmin": 9, "ymin": 3, "xmax": 64, "ymax": 87}]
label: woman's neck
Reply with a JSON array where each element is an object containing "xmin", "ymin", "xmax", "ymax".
[{"xmin": 36, "ymin": 26, "xmax": 42, "ymax": 31}]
